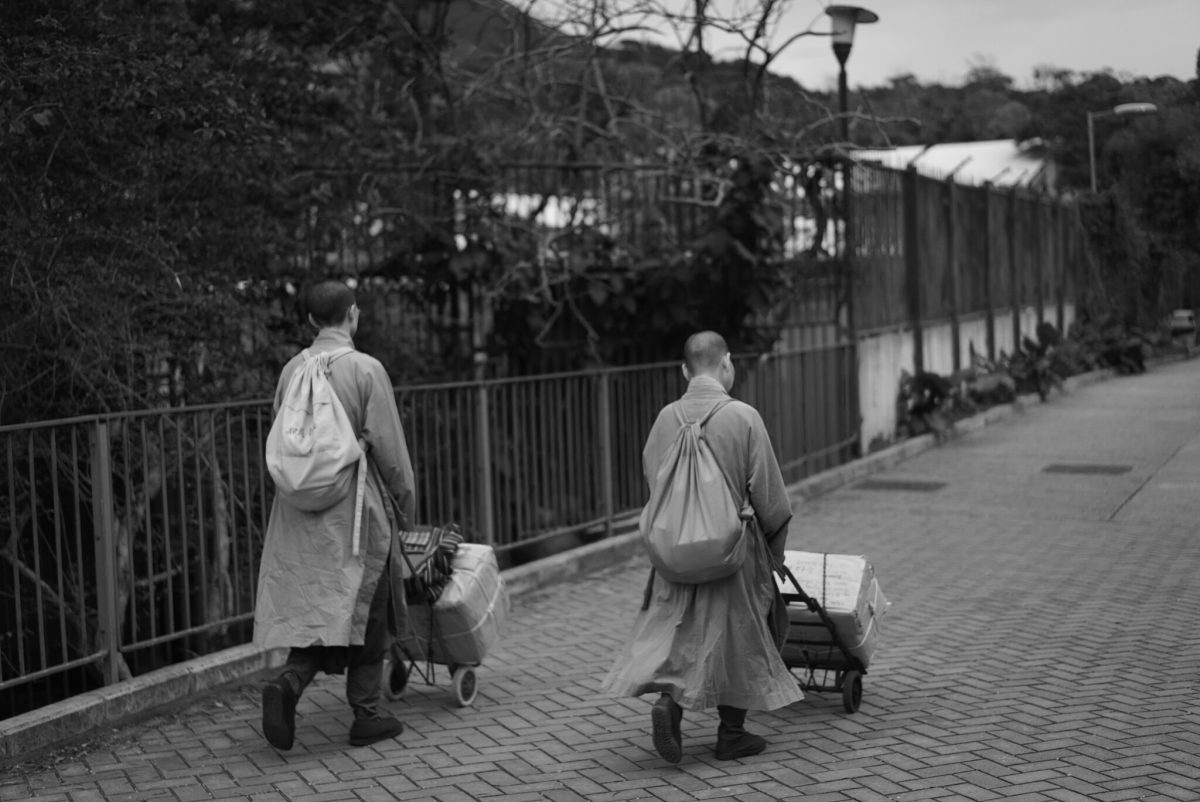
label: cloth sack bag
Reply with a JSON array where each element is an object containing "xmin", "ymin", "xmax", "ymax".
[
  {"xmin": 266, "ymin": 347, "xmax": 368, "ymax": 554},
  {"xmin": 639, "ymin": 398, "xmax": 752, "ymax": 584}
]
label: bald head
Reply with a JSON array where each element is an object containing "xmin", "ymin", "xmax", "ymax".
[
  {"xmin": 682, "ymin": 331, "xmax": 730, "ymax": 378},
  {"xmin": 303, "ymin": 280, "xmax": 356, "ymax": 329}
]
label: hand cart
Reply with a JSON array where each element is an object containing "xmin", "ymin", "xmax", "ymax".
[
  {"xmin": 382, "ymin": 525, "xmax": 483, "ymax": 707},
  {"xmin": 776, "ymin": 563, "xmax": 868, "ymax": 713}
]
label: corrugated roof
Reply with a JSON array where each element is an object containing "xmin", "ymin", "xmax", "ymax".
[{"xmin": 852, "ymin": 139, "xmax": 1055, "ymax": 191}]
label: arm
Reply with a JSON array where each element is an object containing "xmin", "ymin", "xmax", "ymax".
[
  {"xmin": 745, "ymin": 409, "xmax": 792, "ymax": 564},
  {"xmin": 359, "ymin": 360, "xmax": 416, "ymax": 526},
  {"xmin": 641, "ymin": 405, "xmax": 677, "ymax": 493}
]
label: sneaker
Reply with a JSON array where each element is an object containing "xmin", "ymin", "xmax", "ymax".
[
  {"xmin": 349, "ymin": 715, "xmax": 404, "ymax": 746},
  {"xmin": 650, "ymin": 694, "xmax": 683, "ymax": 764},
  {"xmin": 262, "ymin": 674, "xmax": 299, "ymax": 751},
  {"xmin": 714, "ymin": 730, "xmax": 767, "ymax": 760}
]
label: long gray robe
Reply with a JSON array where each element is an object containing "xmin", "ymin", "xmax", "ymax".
[
  {"xmin": 601, "ymin": 375, "xmax": 803, "ymax": 712},
  {"xmin": 253, "ymin": 329, "xmax": 416, "ymax": 650}
]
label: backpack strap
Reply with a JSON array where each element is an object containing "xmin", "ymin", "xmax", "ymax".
[
  {"xmin": 699, "ymin": 398, "xmax": 733, "ymax": 428},
  {"xmin": 673, "ymin": 397, "xmax": 733, "ymax": 428},
  {"xmin": 300, "ymin": 346, "xmax": 355, "ymax": 368},
  {"xmin": 671, "ymin": 397, "xmax": 749, "ymax": 512}
]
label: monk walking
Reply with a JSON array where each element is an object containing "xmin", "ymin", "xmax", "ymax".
[
  {"xmin": 602, "ymin": 331, "xmax": 802, "ymax": 762},
  {"xmin": 254, "ymin": 279, "xmax": 416, "ymax": 750}
]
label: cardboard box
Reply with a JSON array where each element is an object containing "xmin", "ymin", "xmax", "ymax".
[
  {"xmin": 775, "ymin": 551, "xmax": 889, "ymax": 671},
  {"xmin": 401, "ymin": 543, "xmax": 509, "ymax": 666}
]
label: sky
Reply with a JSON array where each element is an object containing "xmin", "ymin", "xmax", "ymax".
[{"xmin": 697, "ymin": 0, "xmax": 1200, "ymax": 90}]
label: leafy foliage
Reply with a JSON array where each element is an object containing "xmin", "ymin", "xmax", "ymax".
[
  {"xmin": 4, "ymin": 1, "xmax": 1198, "ymax": 424},
  {"xmin": 1, "ymin": 3, "xmax": 303, "ymax": 422}
]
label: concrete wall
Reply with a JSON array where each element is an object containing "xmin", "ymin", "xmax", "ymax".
[
  {"xmin": 855, "ymin": 301, "xmax": 1078, "ymax": 453},
  {"xmin": 858, "ymin": 329, "xmax": 917, "ymax": 452}
]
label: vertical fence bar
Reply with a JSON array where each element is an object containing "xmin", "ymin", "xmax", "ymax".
[
  {"xmin": 49, "ymin": 434, "xmax": 68, "ymax": 679},
  {"xmin": 597, "ymin": 371, "xmax": 614, "ymax": 536},
  {"xmin": 903, "ymin": 166, "xmax": 924, "ymax": 372},
  {"xmin": 6, "ymin": 438, "xmax": 27, "ymax": 684},
  {"xmin": 844, "ymin": 161, "xmax": 862, "ymax": 457},
  {"xmin": 1009, "ymin": 187, "xmax": 1021, "ymax": 349},
  {"xmin": 89, "ymin": 420, "xmax": 120, "ymax": 686},
  {"xmin": 983, "ymin": 184, "xmax": 996, "ymax": 361},
  {"xmin": 1056, "ymin": 203, "xmax": 1067, "ymax": 332},
  {"xmin": 1034, "ymin": 197, "xmax": 1045, "ymax": 325},
  {"xmin": 26, "ymin": 434, "xmax": 47, "ymax": 676},
  {"xmin": 946, "ymin": 177, "xmax": 961, "ymax": 373},
  {"xmin": 474, "ymin": 380, "xmax": 495, "ymax": 545}
]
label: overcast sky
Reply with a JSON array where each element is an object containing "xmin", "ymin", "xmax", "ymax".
[{"xmin": 706, "ymin": 0, "xmax": 1200, "ymax": 90}]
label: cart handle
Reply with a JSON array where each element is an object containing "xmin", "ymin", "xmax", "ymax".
[
  {"xmin": 775, "ymin": 562, "xmax": 867, "ymax": 675},
  {"xmin": 776, "ymin": 564, "xmax": 821, "ymax": 612}
]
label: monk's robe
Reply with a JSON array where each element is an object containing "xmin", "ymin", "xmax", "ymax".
[
  {"xmin": 254, "ymin": 327, "xmax": 416, "ymax": 654},
  {"xmin": 601, "ymin": 375, "xmax": 803, "ymax": 712}
]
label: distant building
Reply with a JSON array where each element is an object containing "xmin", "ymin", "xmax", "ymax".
[{"xmin": 851, "ymin": 138, "xmax": 1057, "ymax": 193}]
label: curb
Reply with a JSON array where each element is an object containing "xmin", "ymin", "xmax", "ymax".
[
  {"xmin": 0, "ymin": 645, "xmax": 288, "ymax": 763},
  {"xmin": 0, "ymin": 362, "xmax": 1162, "ymax": 763}
]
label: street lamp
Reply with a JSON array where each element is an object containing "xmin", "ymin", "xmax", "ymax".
[
  {"xmin": 1087, "ymin": 102, "xmax": 1157, "ymax": 192},
  {"xmin": 825, "ymin": 5, "xmax": 879, "ymax": 143}
]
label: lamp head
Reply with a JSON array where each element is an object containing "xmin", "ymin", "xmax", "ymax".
[{"xmin": 826, "ymin": 5, "xmax": 879, "ymax": 64}]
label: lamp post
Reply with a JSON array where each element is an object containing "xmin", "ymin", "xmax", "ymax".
[
  {"xmin": 825, "ymin": 5, "xmax": 879, "ymax": 143},
  {"xmin": 1087, "ymin": 102, "xmax": 1157, "ymax": 192}
]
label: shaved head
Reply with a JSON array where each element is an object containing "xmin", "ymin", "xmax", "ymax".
[
  {"xmin": 683, "ymin": 331, "xmax": 729, "ymax": 375},
  {"xmin": 303, "ymin": 280, "xmax": 356, "ymax": 328}
]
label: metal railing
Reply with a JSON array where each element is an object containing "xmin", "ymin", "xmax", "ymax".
[{"xmin": 0, "ymin": 343, "xmax": 857, "ymax": 719}]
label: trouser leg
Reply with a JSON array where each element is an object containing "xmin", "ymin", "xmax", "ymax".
[
  {"xmin": 281, "ymin": 647, "xmax": 323, "ymax": 695},
  {"xmin": 717, "ymin": 705, "xmax": 747, "ymax": 734},
  {"xmin": 346, "ymin": 568, "xmax": 392, "ymax": 720},
  {"xmin": 714, "ymin": 705, "xmax": 766, "ymax": 759}
]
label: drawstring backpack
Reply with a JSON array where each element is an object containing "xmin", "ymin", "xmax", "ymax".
[
  {"xmin": 266, "ymin": 347, "xmax": 369, "ymax": 555},
  {"xmin": 639, "ymin": 398, "xmax": 753, "ymax": 584}
]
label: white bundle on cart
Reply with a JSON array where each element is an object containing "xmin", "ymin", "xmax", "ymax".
[
  {"xmin": 776, "ymin": 551, "xmax": 890, "ymax": 672},
  {"xmin": 401, "ymin": 542, "xmax": 509, "ymax": 667}
]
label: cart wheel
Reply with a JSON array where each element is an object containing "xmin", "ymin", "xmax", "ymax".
[
  {"xmin": 383, "ymin": 656, "xmax": 410, "ymax": 701},
  {"xmin": 451, "ymin": 666, "xmax": 478, "ymax": 707},
  {"xmin": 841, "ymin": 670, "xmax": 863, "ymax": 713}
]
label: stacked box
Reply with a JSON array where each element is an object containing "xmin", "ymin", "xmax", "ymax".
[
  {"xmin": 775, "ymin": 551, "xmax": 889, "ymax": 671},
  {"xmin": 401, "ymin": 543, "xmax": 508, "ymax": 666}
]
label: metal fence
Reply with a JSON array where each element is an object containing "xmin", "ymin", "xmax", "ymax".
[
  {"xmin": 0, "ymin": 343, "xmax": 856, "ymax": 719},
  {"xmin": 291, "ymin": 160, "xmax": 846, "ymax": 280},
  {"xmin": 851, "ymin": 164, "xmax": 1087, "ymax": 363},
  {"xmin": 1, "ymin": 159, "xmax": 1089, "ymax": 720}
]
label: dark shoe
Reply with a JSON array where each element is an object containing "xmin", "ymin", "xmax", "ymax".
[
  {"xmin": 349, "ymin": 715, "xmax": 404, "ymax": 746},
  {"xmin": 262, "ymin": 674, "xmax": 299, "ymax": 751},
  {"xmin": 714, "ymin": 730, "xmax": 767, "ymax": 760},
  {"xmin": 650, "ymin": 694, "xmax": 683, "ymax": 764}
]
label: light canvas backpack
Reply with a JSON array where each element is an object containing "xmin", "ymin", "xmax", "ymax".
[
  {"xmin": 639, "ymin": 398, "xmax": 753, "ymax": 584},
  {"xmin": 266, "ymin": 347, "xmax": 369, "ymax": 554}
]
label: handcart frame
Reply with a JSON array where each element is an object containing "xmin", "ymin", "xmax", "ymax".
[
  {"xmin": 776, "ymin": 564, "xmax": 868, "ymax": 713},
  {"xmin": 382, "ymin": 526, "xmax": 480, "ymax": 707}
]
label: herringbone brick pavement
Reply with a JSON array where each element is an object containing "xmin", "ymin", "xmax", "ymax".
[{"xmin": 4, "ymin": 362, "xmax": 1200, "ymax": 801}]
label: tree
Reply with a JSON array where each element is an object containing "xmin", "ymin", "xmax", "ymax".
[{"xmin": 1, "ymin": 2, "xmax": 304, "ymax": 424}]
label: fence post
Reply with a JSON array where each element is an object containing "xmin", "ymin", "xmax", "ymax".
[
  {"xmin": 1034, "ymin": 197, "xmax": 1045, "ymax": 326},
  {"xmin": 88, "ymin": 420, "xmax": 121, "ymax": 686},
  {"xmin": 945, "ymin": 177, "xmax": 961, "ymax": 373},
  {"xmin": 597, "ymin": 371, "xmax": 614, "ymax": 537},
  {"xmin": 903, "ymin": 166, "xmax": 924, "ymax": 372},
  {"xmin": 983, "ymin": 183, "xmax": 996, "ymax": 361},
  {"xmin": 1008, "ymin": 187, "xmax": 1021, "ymax": 350},
  {"xmin": 843, "ymin": 158, "xmax": 862, "ymax": 457},
  {"xmin": 472, "ymin": 379, "xmax": 495, "ymax": 545},
  {"xmin": 1056, "ymin": 203, "xmax": 1067, "ymax": 333}
]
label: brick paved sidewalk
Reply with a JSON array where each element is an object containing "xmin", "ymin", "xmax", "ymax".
[{"xmin": 4, "ymin": 361, "xmax": 1200, "ymax": 801}]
